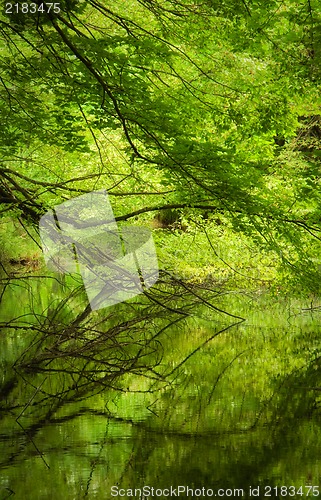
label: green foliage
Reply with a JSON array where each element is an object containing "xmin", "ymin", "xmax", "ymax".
[{"xmin": 1, "ymin": 0, "xmax": 321, "ymax": 292}]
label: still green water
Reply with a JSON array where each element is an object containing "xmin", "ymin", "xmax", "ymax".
[{"xmin": 1, "ymin": 275, "xmax": 321, "ymax": 499}]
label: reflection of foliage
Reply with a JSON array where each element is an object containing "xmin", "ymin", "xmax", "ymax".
[
  {"xmin": 1, "ymin": 268, "xmax": 321, "ymax": 476},
  {"xmin": 0, "ymin": 270, "xmax": 241, "ymax": 416},
  {"xmin": 0, "ymin": 266, "xmax": 246, "ymax": 470}
]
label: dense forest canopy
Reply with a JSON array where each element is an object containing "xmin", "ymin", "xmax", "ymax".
[{"xmin": 0, "ymin": 0, "xmax": 321, "ymax": 291}]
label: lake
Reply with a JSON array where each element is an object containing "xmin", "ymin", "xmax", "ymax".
[{"xmin": 1, "ymin": 271, "xmax": 321, "ymax": 499}]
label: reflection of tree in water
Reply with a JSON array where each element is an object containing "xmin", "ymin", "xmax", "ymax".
[
  {"xmin": 83, "ymin": 416, "xmax": 321, "ymax": 499},
  {"xmin": 0, "ymin": 268, "xmax": 243, "ymax": 469},
  {"xmin": 1, "ymin": 268, "xmax": 321, "ymax": 496}
]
